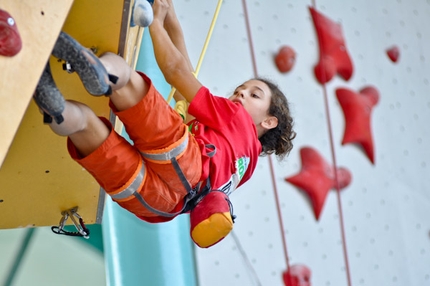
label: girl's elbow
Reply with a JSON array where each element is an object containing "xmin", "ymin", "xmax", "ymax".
[{"xmin": 164, "ymin": 63, "xmax": 187, "ymax": 86}]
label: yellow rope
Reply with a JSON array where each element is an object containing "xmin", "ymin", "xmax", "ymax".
[{"xmin": 167, "ymin": 0, "xmax": 223, "ymax": 104}]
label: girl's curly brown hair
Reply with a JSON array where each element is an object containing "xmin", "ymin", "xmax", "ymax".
[{"xmin": 256, "ymin": 77, "xmax": 296, "ymax": 160}]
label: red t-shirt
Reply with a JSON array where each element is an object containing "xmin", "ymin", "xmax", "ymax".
[{"xmin": 188, "ymin": 86, "xmax": 262, "ymax": 194}]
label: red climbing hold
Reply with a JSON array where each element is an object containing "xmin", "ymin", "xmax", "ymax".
[
  {"xmin": 386, "ymin": 45, "xmax": 400, "ymax": 63},
  {"xmin": 283, "ymin": 264, "xmax": 312, "ymax": 286},
  {"xmin": 0, "ymin": 9, "xmax": 22, "ymax": 57},
  {"xmin": 275, "ymin": 45, "xmax": 296, "ymax": 73},
  {"xmin": 336, "ymin": 86, "xmax": 379, "ymax": 164},
  {"xmin": 285, "ymin": 147, "xmax": 352, "ymax": 220},
  {"xmin": 309, "ymin": 7, "xmax": 353, "ymax": 84}
]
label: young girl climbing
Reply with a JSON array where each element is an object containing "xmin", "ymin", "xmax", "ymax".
[{"xmin": 33, "ymin": 0, "xmax": 296, "ymax": 224}]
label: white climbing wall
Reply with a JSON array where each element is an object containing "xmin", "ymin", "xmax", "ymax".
[{"xmin": 175, "ymin": 0, "xmax": 430, "ymax": 285}]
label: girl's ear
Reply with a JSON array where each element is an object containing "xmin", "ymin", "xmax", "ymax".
[{"xmin": 261, "ymin": 116, "xmax": 278, "ymax": 130}]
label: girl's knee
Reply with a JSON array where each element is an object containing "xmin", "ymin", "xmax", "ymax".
[
  {"xmin": 109, "ymin": 71, "xmax": 149, "ymax": 111},
  {"xmin": 49, "ymin": 101, "xmax": 96, "ymax": 136},
  {"xmin": 100, "ymin": 52, "xmax": 131, "ymax": 90}
]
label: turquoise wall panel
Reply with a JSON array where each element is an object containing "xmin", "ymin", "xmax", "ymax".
[{"xmin": 102, "ymin": 31, "xmax": 197, "ymax": 286}]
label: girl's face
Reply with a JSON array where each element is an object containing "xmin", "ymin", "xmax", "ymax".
[{"xmin": 229, "ymin": 79, "xmax": 277, "ymax": 136}]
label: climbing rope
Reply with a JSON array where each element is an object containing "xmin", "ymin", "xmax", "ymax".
[
  {"xmin": 231, "ymin": 231, "xmax": 262, "ymax": 286},
  {"xmin": 167, "ymin": 0, "xmax": 223, "ymax": 105},
  {"xmin": 311, "ymin": 0, "xmax": 352, "ymax": 284},
  {"xmin": 241, "ymin": 0, "xmax": 291, "ymax": 271}
]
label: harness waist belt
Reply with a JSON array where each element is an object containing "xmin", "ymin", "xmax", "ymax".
[{"xmin": 140, "ymin": 133, "xmax": 188, "ymax": 161}]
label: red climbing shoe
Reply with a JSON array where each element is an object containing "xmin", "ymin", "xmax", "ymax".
[
  {"xmin": 0, "ymin": 9, "xmax": 22, "ymax": 57},
  {"xmin": 52, "ymin": 32, "xmax": 112, "ymax": 96}
]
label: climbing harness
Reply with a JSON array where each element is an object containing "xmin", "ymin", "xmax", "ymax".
[
  {"xmin": 51, "ymin": 207, "xmax": 90, "ymax": 239},
  {"xmin": 110, "ymin": 133, "xmax": 234, "ymax": 219}
]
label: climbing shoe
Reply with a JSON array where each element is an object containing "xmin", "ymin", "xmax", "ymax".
[
  {"xmin": 52, "ymin": 31, "xmax": 112, "ymax": 96},
  {"xmin": 34, "ymin": 63, "xmax": 65, "ymax": 124}
]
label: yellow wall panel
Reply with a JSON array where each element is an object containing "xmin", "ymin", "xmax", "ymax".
[
  {"xmin": 0, "ymin": 0, "xmax": 74, "ymax": 168},
  {"xmin": 0, "ymin": 0, "xmax": 143, "ymax": 229}
]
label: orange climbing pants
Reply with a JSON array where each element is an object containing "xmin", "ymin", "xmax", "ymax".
[{"xmin": 67, "ymin": 72, "xmax": 202, "ymax": 222}]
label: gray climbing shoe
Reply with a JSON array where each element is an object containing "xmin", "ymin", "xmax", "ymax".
[
  {"xmin": 52, "ymin": 31, "xmax": 112, "ymax": 96},
  {"xmin": 34, "ymin": 63, "xmax": 65, "ymax": 124}
]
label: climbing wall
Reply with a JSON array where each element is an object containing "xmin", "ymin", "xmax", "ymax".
[
  {"xmin": 0, "ymin": 0, "xmax": 73, "ymax": 168},
  {"xmin": 174, "ymin": 0, "xmax": 430, "ymax": 285},
  {"xmin": 0, "ymin": 0, "xmax": 143, "ymax": 229}
]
